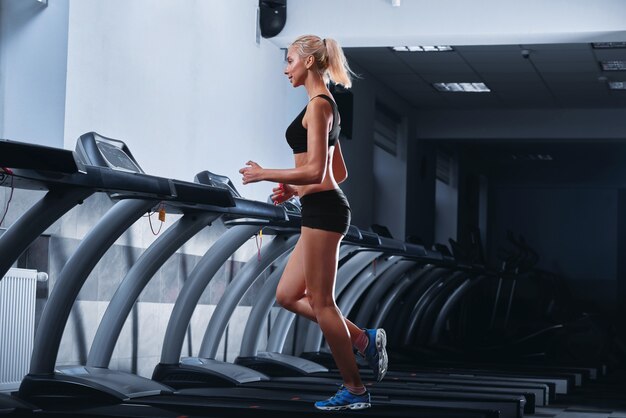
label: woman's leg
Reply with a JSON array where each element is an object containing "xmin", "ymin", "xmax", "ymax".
[
  {"xmin": 275, "ymin": 238, "xmax": 365, "ymax": 344},
  {"xmin": 300, "ymin": 226, "xmax": 363, "ymax": 388}
]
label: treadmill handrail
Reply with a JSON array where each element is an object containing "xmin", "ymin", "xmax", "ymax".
[{"xmin": 0, "ymin": 138, "xmax": 83, "ymax": 173}]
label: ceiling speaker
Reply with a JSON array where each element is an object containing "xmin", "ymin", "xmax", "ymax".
[{"xmin": 259, "ymin": 0, "xmax": 287, "ymax": 38}]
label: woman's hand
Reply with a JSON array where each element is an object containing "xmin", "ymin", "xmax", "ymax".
[
  {"xmin": 271, "ymin": 183, "xmax": 297, "ymax": 204},
  {"xmin": 239, "ymin": 161, "xmax": 265, "ymax": 185}
]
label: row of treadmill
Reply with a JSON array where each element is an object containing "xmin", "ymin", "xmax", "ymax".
[{"xmin": 0, "ymin": 132, "xmax": 604, "ymax": 417}]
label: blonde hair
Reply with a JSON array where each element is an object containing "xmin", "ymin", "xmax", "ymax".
[{"xmin": 290, "ymin": 35, "xmax": 355, "ymax": 88}]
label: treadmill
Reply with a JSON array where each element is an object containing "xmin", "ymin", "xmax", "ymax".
[
  {"xmin": 342, "ymin": 257, "xmax": 559, "ymax": 406},
  {"xmin": 381, "ymin": 267, "xmax": 576, "ymax": 397},
  {"xmin": 226, "ymin": 242, "xmax": 529, "ymax": 418},
  {"xmin": 292, "ymin": 239, "xmax": 548, "ymax": 411},
  {"xmin": 221, "ymin": 220, "xmax": 558, "ymax": 413},
  {"xmin": 0, "ymin": 136, "xmax": 233, "ymax": 417},
  {"xmin": 230, "ymin": 233, "xmax": 530, "ymax": 418},
  {"xmin": 141, "ymin": 206, "xmax": 525, "ymax": 418},
  {"xmin": 10, "ymin": 134, "xmax": 496, "ymax": 418}
]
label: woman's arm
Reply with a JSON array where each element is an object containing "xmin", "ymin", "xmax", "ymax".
[
  {"xmin": 241, "ymin": 163, "xmax": 323, "ymax": 185},
  {"xmin": 240, "ymin": 99, "xmax": 332, "ymax": 185},
  {"xmin": 270, "ymin": 183, "xmax": 298, "ymax": 204},
  {"xmin": 332, "ymin": 139, "xmax": 348, "ymax": 184}
]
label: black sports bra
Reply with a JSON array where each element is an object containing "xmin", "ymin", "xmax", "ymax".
[{"xmin": 285, "ymin": 94, "xmax": 340, "ymax": 154}]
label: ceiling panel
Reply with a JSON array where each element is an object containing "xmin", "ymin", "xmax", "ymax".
[
  {"xmin": 375, "ymin": 74, "xmax": 432, "ymax": 89},
  {"xmin": 457, "ymin": 50, "xmax": 528, "ymax": 63},
  {"xmin": 455, "ymin": 45, "xmax": 522, "ymax": 53},
  {"xmin": 523, "ymin": 49, "xmax": 595, "ymax": 62},
  {"xmin": 345, "ymin": 43, "xmax": 626, "ymax": 110},
  {"xmin": 532, "ymin": 61, "xmax": 602, "ymax": 73},
  {"xmin": 498, "ymin": 93, "xmax": 556, "ymax": 108},
  {"xmin": 519, "ymin": 43, "xmax": 592, "ymax": 51},
  {"xmin": 398, "ymin": 90, "xmax": 448, "ymax": 108},
  {"xmin": 439, "ymin": 93, "xmax": 502, "ymax": 108},
  {"xmin": 419, "ymin": 72, "xmax": 483, "ymax": 83},
  {"xmin": 592, "ymin": 48, "xmax": 626, "ymax": 61},
  {"xmin": 470, "ymin": 60, "xmax": 536, "ymax": 74},
  {"xmin": 487, "ymin": 82, "xmax": 548, "ymax": 93},
  {"xmin": 549, "ymin": 82, "xmax": 611, "ymax": 93},
  {"xmin": 541, "ymin": 72, "xmax": 604, "ymax": 83},
  {"xmin": 396, "ymin": 52, "xmax": 474, "ymax": 74},
  {"xmin": 480, "ymin": 72, "xmax": 544, "ymax": 83}
]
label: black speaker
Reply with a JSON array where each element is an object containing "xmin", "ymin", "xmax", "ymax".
[{"xmin": 259, "ymin": 0, "xmax": 287, "ymax": 38}]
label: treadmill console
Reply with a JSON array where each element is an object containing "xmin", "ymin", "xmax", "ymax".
[
  {"xmin": 282, "ymin": 199, "xmax": 301, "ymax": 218},
  {"xmin": 194, "ymin": 171, "xmax": 241, "ymax": 198},
  {"xmin": 75, "ymin": 132, "xmax": 144, "ymax": 173}
]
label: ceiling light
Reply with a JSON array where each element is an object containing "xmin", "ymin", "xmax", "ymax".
[
  {"xmin": 512, "ymin": 154, "xmax": 553, "ymax": 161},
  {"xmin": 592, "ymin": 42, "xmax": 626, "ymax": 49},
  {"xmin": 391, "ymin": 0, "xmax": 401, "ymax": 6},
  {"xmin": 537, "ymin": 154, "xmax": 553, "ymax": 161},
  {"xmin": 423, "ymin": 46, "xmax": 453, "ymax": 52},
  {"xmin": 609, "ymin": 81, "xmax": 626, "ymax": 90},
  {"xmin": 600, "ymin": 61, "xmax": 626, "ymax": 71},
  {"xmin": 391, "ymin": 45, "xmax": 453, "ymax": 52},
  {"xmin": 433, "ymin": 82, "xmax": 491, "ymax": 93}
]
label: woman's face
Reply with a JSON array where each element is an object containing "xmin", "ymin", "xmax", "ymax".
[{"xmin": 284, "ymin": 47, "xmax": 308, "ymax": 87}]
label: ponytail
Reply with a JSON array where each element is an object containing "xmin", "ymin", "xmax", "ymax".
[
  {"xmin": 323, "ymin": 38, "xmax": 354, "ymax": 88},
  {"xmin": 290, "ymin": 35, "xmax": 357, "ymax": 89}
]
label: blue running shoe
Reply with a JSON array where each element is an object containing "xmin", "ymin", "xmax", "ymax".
[
  {"xmin": 362, "ymin": 328, "xmax": 388, "ymax": 382},
  {"xmin": 314, "ymin": 386, "xmax": 371, "ymax": 411}
]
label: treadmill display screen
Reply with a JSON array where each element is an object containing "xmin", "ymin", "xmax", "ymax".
[
  {"xmin": 195, "ymin": 171, "xmax": 241, "ymax": 198},
  {"xmin": 96, "ymin": 141, "xmax": 143, "ymax": 173}
]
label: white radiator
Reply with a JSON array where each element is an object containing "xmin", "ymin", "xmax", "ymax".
[{"xmin": 0, "ymin": 268, "xmax": 38, "ymax": 391}]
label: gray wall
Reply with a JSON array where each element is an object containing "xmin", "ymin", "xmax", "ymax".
[
  {"xmin": 0, "ymin": 0, "xmax": 69, "ymax": 147},
  {"xmin": 416, "ymin": 108, "xmax": 626, "ymax": 312},
  {"xmin": 340, "ymin": 62, "xmax": 413, "ymax": 240},
  {"xmin": 416, "ymin": 108, "xmax": 626, "ymax": 141}
]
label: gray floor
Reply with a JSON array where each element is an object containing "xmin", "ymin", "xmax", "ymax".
[
  {"xmin": 536, "ymin": 406, "xmax": 626, "ymax": 418},
  {"xmin": 547, "ymin": 368, "xmax": 626, "ymax": 418}
]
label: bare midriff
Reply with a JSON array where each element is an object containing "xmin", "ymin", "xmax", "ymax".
[{"xmin": 293, "ymin": 146, "xmax": 338, "ymax": 198}]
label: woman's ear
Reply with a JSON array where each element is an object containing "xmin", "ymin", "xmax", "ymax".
[{"xmin": 305, "ymin": 55, "xmax": 315, "ymax": 70}]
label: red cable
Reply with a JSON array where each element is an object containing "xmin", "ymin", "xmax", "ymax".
[
  {"xmin": 0, "ymin": 175, "xmax": 15, "ymax": 227},
  {"xmin": 147, "ymin": 204, "xmax": 165, "ymax": 235}
]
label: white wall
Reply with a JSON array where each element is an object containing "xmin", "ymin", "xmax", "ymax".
[
  {"xmin": 64, "ymin": 0, "xmax": 306, "ymax": 203},
  {"xmin": 272, "ymin": 0, "xmax": 626, "ymax": 48},
  {"xmin": 0, "ymin": 0, "xmax": 69, "ymax": 147},
  {"xmin": 0, "ymin": 0, "xmax": 310, "ymax": 375}
]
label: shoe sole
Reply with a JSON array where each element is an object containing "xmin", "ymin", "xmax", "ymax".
[
  {"xmin": 315, "ymin": 402, "xmax": 371, "ymax": 411},
  {"xmin": 375, "ymin": 328, "xmax": 388, "ymax": 382}
]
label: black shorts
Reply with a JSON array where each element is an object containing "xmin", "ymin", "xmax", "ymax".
[{"xmin": 300, "ymin": 188, "xmax": 351, "ymax": 235}]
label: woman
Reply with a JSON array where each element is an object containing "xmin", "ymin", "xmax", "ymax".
[{"xmin": 239, "ymin": 34, "xmax": 387, "ymax": 411}]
